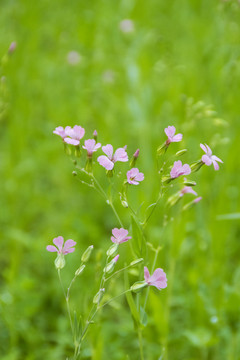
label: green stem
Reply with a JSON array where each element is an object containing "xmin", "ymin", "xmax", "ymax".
[
  {"xmin": 138, "ymin": 328, "xmax": 144, "ymax": 360},
  {"xmin": 58, "ymin": 269, "xmax": 74, "ymax": 335},
  {"xmin": 104, "ymin": 264, "xmax": 134, "ymax": 282},
  {"xmin": 99, "ymin": 289, "xmax": 131, "ymax": 309}
]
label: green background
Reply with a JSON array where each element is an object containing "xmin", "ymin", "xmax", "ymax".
[{"xmin": 1, "ymin": 0, "xmax": 240, "ymax": 359}]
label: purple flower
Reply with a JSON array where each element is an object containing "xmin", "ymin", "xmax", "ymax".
[
  {"xmin": 127, "ymin": 168, "xmax": 144, "ymax": 185},
  {"xmin": 82, "ymin": 139, "xmax": 101, "ymax": 157},
  {"xmin": 64, "ymin": 125, "xmax": 85, "ymax": 146},
  {"xmin": 165, "ymin": 126, "xmax": 183, "ymax": 145},
  {"xmin": 144, "ymin": 266, "xmax": 167, "ymax": 290},
  {"xmin": 97, "ymin": 144, "xmax": 128, "ymax": 170},
  {"xmin": 180, "ymin": 186, "xmax": 197, "ymax": 197},
  {"xmin": 200, "ymin": 144, "xmax": 223, "ymax": 171},
  {"xmin": 111, "ymin": 228, "xmax": 132, "ymax": 244},
  {"xmin": 46, "ymin": 236, "xmax": 76, "ymax": 255},
  {"xmin": 53, "ymin": 126, "xmax": 68, "ymax": 139},
  {"xmin": 170, "ymin": 160, "xmax": 191, "ymax": 179}
]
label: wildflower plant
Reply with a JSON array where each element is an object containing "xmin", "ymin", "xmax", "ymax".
[{"xmin": 47, "ymin": 124, "xmax": 223, "ymax": 359}]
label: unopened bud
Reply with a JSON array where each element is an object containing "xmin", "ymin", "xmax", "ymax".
[
  {"xmin": 183, "ymin": 179, "xmax": 196, "ymax": 187},
  {"xmin": 121, "ymin": 200, "xmax": 128, "ymax": 208},
  {"xmin": 93, "ymin": 288, "xmax": 105, "ymax": 304},
  {"xmin": 130, "ymin": 281, "xmax": 147, "ymax": 293},
  {"xmin": 104, "ymin": 255, "xmax": 119, "ymax": 274},
  {"xmin": 72, "ymin": 171, "xmax": 77, "ymax": 176},
  {"xmin": 130, "ymin": 149, "xmax": 140, "ymax": 168},
  {"xmin": 157, "ymin": 142, "xmax": 168, "ymax": 156},
  {"xmin": 75, "ymin": 264, "xmax": 85, "ymax": 276},
  {"xmin": 54, "ymin": 254, "xmax": 65, "ymax": 269},
  {"xmin": 93, "ymin": 130, "xmax": 98, "ymax": 141},
  {"xmin": 130, "ymin": 258, "xmax": 144, "ymax": 266},
  {"xmin": 8, "ymin": 41, "xmax": 17, "ymax": 54},
  {"xmin": 190, "ymin": 160, "xmax": 204, "ymax": 173},
  {"xmin": 106, "ymin": 243, "xmax": 119, "ymax": 257},
  {"xmin": 167, "ymin": 193, "xmax": 181, "ymax": 207},
  {"xmin": 81, "ymin": 245, "xmax": 94, "ymax": 263},
  {"xmin": 176, "ymin": 149, "xmax": 187, "ymax": 156}
]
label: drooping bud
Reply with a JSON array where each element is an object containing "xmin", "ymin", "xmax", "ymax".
[
  {"xmin": 130, "ymin": 281, "xmax": 147, "ymax": 293},
  {"xmin": 106, "ymin": 243, "xmax": 119, "ymax": 257},
  {"xmin": 93, "ymin": 288, "xmax": 105, "ymax": 304},
  {"xmin": 54, "ymin": 254, "xmax": 66, "ymax": 269},
  {"xmin": 81, "ymin": 245, "xmax": 94, "ymax": 263},
  {"xmin": 176, "ymin": 149, "xmax": 187, "ymax": 157},
  {"xmin": 130, "ymin": 258, "xmax": 144, "ymax": 266},
  {"xmin": 75, "ymin": 264, "xmax": 85, "ymax": 276}
]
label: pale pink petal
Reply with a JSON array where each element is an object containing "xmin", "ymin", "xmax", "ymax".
[
  {"xmin": 202, "ymin": 154, "xmax": 212, "ymax": 166},
  {"xmin": 194, "ymin": 196, "xmax": 202, "ymax": 203},
  {"xmin": 102, "ymin": 144, "xmax": 113, "ymax": 159},
  {"xmin": 211, "ymin": 155, "xmax": 223, "ymax": 163},
  {"xmin": 164, "ymin": 126, "xmax": 176, "ymax": 138},
  {"xmin": 128, "ymin": 179, "xmax": 139, "ymax": 185},
  {"xmin": 63, "ymin": 239, "xmax": 77, "ymax": 251},
  {"xmin": 113, "ymin": 148, "xmax": 128, "ymax": 162},
  {"xmin": 63, "ymin": 247, "xmax": 75, "ymax": 254},
  {"xmin": 53, "ymin": 236, "xmax": 64, "ymax": 251},
  {"xmin": 182, "ymin": 164, "xmax": 191, "ymax": 175},
  {"xmin": 64, "ymin": 138, "xmax": 80, "ymax": 146},
  {"xmin": 172, "ymin": 133, "xmax": 183, "ymax": 142},
  {"xmin": 73, "ymin": 125, "xmax": 85, "ymax": 140},
  {"xmin": 46, "ymin": 245, "xmax": 58, "ymax": 252},
  {"xmin": 212, "ymin": 160, "xmax": 220, "ymax": 171},
  {"xmin": 135, "ymin": 172, "xmax": 144, "ymax": 181},
  {"xmin": 97, "ymin": 155, "xmax": 114, "ymax": 170},
  {"xmin": 149, "ymin": 268, "xmax": 165, "ymax": 283},
  {"xmin": 181, "ymin": 186, "xmax": 197, "ymax": 196},
  {"xmin": 200, "ymin": 143, "xmax": 207, "ymax": 153},
  {"xmin": 83, "ymin": 139, "xmax": 95, "ymax": 151},
  {"xmin": 144, "ymin": 266, "xmax": 150, "ymax": 281},
  {"xmin": 95, "ymin": 142, "xmax": 102, "ymax": 150},
  {"xmin": 205, "ymin": 144, "xmax": 212, "ymax": 156}
]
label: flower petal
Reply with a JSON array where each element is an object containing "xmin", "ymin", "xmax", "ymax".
[
  {"xmin": 46, "ymin": 245, "xmax": 58, "ymax": 252},
  {"xmin": 102, "ymin": 144, "xmax": 113, "ymax": 159},
  {"xmin": 202, "ymin": 154, "xmax": 212, "ymax": 166},
  {"xmin": 63, "ymin": 239, "xmax": 77, "ymax": 251},
  {"xmin": 114, "ymin": 147, "xmax": 128, "ymax": 162},
  {"xmin": 172, "ymin": 133, "xmax": 183, "ymax": 142},
  {"xmin": 200, "ymin": 143, "xmax": 207, "ymax": 153},
  {"xmin": 164, "ymin": 126, "xmax": 176, "ymax": 138},
  {"xmin": 182, "ymin": 164, "xmax": 191, "ymax": 175},
  {"xmin": 64, "ymin": 138, "xmax": 80, "ymax": 146},
  {"xmin": 212, "ymin": 160, "xmax": 220, "ymax": 171},
  {"xmin": 53, "ymin": 236, "xmax": 64, "ymax": 251},
  {"xmin": 97, "ymin": 155, "xmax": 114, "ymax": 170},
  {"xmin": 144, "ymin": 266, "xmax": 150, "ymax": 282},
  {"xmin": 211, "ymin": 155, "xmax": 223, "ymax": 163}
]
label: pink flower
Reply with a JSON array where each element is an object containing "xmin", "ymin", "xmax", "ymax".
[
  {"xmin": 46, "ymin": 236, "xmax": 76, "ymax": 255},
  {"xmin": 53, "ymin": 126, "xmax": 68, "ymax": 139},
  {"xmin": 165, "ymin": 126, "xmax": 183, "ymax": 145},
  {"xmin": 144, "ymin": 266, "xmax": 167, "ymax": 290},
  {"xmin": 97, "ymin": 144, "xmax": 128, "ymax": 170},
  {"xmin": 200, "ymin": 144, "xmax": 223, "ymax": 171},
  {"xmin": 82, "ymin": 139, "xmax": 101, "ymax": 157},
  {"xmin": 111, "ymin": 228, "xmax": 131, "ymax": 244},
  {"xmin": 64, "ymin": 125, "xmax": 85, "ymax": 146},
  {"xmin": 194, "ymin": 196, "xmax": 202, "ymax": 203},
  {"xmin": 180, "ymin": 186, "xmax": 197, "ymax": 197},
  {"xmin": 170, "ymin": 160, "xmax": 191, "ymax": 179},
  {"xmin": 127, "ymin": 168, "xmax": 144, "ymax": 185}
]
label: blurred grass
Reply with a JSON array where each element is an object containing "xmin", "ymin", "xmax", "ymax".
[{"xmin": 1, "ymin": 0, "xmax": 240, "ymax": 359}]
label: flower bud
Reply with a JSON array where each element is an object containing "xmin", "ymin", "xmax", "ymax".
[
  {"xmin": 190, "ymin": 160, "xmax": 204, "ymax": 173},
  {"xmin": 167, "ymin": 193, "xmax": 181, "ymax": 207},
  {"xmin": 93, "ymin": 130, "xmax": 98, "ymax": 141},
  {"xmin": 130, "ymin": 281, "xmax": 147, "ymax": 293},
  {"xmin": 183, "ymin": 179, "xmax": 196, "ymax": 187},
  {"xmin": 106, "ymin": 243, "xmax": 119, "ymax": 257},
  {"xmin": 176, "ymin": 149, "xmax": 187, "ymax": 156},
  {"xmin": 130, "ymin": 149, "xmax": 140, "ymax": 168},
  {"xmin": 157, "ymin": 142, "xmax": 168, "ymax": 156},
  {"xmin": 103, "ymin": 255, "xmax": 119, "ymax": 274},
  {"xmin": 8, "ymin": 41, "xmax": 17, "ymax": 54},
  {"xmin": 81, "ymin": 245, "xmax": 94, "ymax": 263},
  {"xmin": 130, "ymin": 258, "xmax": 144, "ymax": 266},
  {"xmin": 93, "ymin": 288, "xmax": 105, "ymax": 304},
  {"xmin": 75, "ymin": 264, "xmax": 85, "ymax": 276},
  {"xmin": 54, "ymin": 254, "xmax": 65, "ymax": 269}
]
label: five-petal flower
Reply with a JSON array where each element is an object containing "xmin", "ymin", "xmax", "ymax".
[
  {"xmin": 170, "ymin": 160, "xmax": 191, "ymax": 179},
  {"xmin": 111, "ymin": 228, "xmax": 132, "ymax": 244},
  {"xmin": 165, "ymin": 126, "xmax": 183, "ymax": 145},
  {"xmin": 200, "ymin": 143, "xmax": 223, "ymax": 171},
  {"xmin": 127, "ymin": 168, "xmax": 144, "ymax": 185},
  {"xmin": 97, "ymin": 144, "xmax": 128, "ymax": 170},
  {"xmin": 46, "ymin": 236, "xmax": 76, "ymax": 255},
  {"xmin": 144, "ymin": 266, "xmax": 167, "ymax": 290}
]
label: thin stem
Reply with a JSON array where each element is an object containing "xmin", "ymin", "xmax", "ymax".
[
  {"xmin": 99, "ymin": 289, "xmax": 131, "ymax": 309},
  {"xmin": 58, "ymin": 270, "xmax": 74, "ymax": 335},
  {"xmin": 104, "ymin": 264, "xmax": 133, "ymax": 282},
  {"xmin": 109, "ymin": 200, "xmax": 124, "ymax": 227},
  {"xmin": 138, "ymin": 328, "xmax": 144, "ymax": 360}
]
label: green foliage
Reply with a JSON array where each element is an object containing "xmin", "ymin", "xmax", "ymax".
[{"xmin": 1, "ymin": 0, "xmax": 240, "ymax": 359}]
